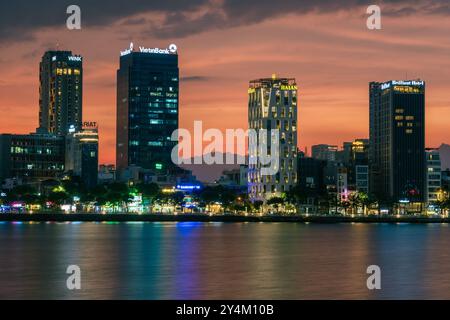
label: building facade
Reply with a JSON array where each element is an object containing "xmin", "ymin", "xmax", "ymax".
[
  {"xmin": 116, "ymin": 43, "xmax": 179, "ymax": 173},
  {"xmin": 337, "ymin": 167, "xmax": 348, "ymax": 202},
  {"xmin": 369, "ymin": 80, "xmax": 426, "ymax": 206},
  {"xmin": 297, "ymin": 155, "xmax": 327, "ymax": 195},
  {"xmin": 425, "ymin": 148, "xmax": 441, "ymax": 205},
  {"xmin": 349, "ymin": 139, "xmax": 369, "ymax": 194},
  {"xmin": 248, "ymin": 75, "xmax": 298, "ymax": 201},
  {"xmin": 65, "ymin": 125, "xmax": 99, "ymax": 189},
  {"xmin": 39, "ymin": 51, "xmax": 83, "ymax": 135},
  {"xmin": 0, "ymin": 129, "xmax": 65, "ymax": 183},
  {"xmin": 312, "ymin": 144, "xmax": 338, "ymax": 162}
]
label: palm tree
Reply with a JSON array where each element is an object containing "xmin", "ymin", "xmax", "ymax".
[
  {"xmin": 361, "ymin": 193, "xmax": 378, "ymax": 215},
  {"xmin": 340, "ymin": 200, "xmax": 351, "ymax": 215}
]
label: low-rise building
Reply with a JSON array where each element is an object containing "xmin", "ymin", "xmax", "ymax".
[
  {"xmin": 0, "ymin": 128, "xmax": 65, "ymax": 184},
  {"xmin": 65, "ymin": 125, "xmax": 99, "ymax": 188},
  {"xmin": 426, "ymin": 148, "xmax": 441, "ymax": 205}
]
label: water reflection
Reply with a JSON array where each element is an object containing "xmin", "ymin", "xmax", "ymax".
[{"xmin": 0, "ymin": 222, "xmax": 449, "ymax": 299}]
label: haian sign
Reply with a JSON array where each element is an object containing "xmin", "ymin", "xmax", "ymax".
[{"xmin": 280, "ymin": 85, "xmax": 297, "ymax": 91}]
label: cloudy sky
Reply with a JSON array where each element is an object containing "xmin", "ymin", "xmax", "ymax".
[{"xmin": 1, "ymin": 0, "xmax": 450, "ymax": 164}]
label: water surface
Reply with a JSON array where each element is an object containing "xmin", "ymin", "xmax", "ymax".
[{"xmin": 0, "ymin": 222, "xmax": 449, "ymax": 299}]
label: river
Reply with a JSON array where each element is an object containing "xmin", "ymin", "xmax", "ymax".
[{"xmin": 0, "ymin": 221, "xmax": 448, "ymax": 299}]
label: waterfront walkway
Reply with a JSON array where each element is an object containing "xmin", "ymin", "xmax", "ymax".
[{"xmin": 0, "ymin": 213, "xmax": 449, "ymax": 223}]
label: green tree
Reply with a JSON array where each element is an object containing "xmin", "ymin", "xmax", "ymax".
[
  {"xmin": 340, "ymin": 199, "xmax": 351, "ymax": 215},
  {"xmin": 348, "ymin": 192, "xmax": 362, "ymax": 214},
  {"xmin": 267, "ymin": 196, "xmax": 285, "ymax": 214},
  {"xmin": 47, "ymin": 189, "xmax": 70, "ymax": 210},
  {"xmin": 252, "ymin": 200, "xmax": 263, "ymax": 214},
  {"xmin": 105, "ymin": 183, "xmax": 132, "ymax": 212},
  {"xmin": 136, "ymin": 183, "xmax": 160, "ymax": 212},
  {"xmin": 6, "ymin": 185, "xmax": 40, "ymax": 210}
]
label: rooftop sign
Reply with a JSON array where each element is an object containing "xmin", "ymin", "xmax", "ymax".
[
  {"xmin": 82, "ymin": 121, "xmax": 98, "ymax": 129},
  {"xmin": 68, "ymin": 56, "xmax": 82, "ymax": 62},
  {"xmin": 120, "ymin": 42, "xmax": 178, "ymax": 56},
  {"xmin": 382, "ymin": 80, "xmax": 424, "ymax": 90},
  {"xmin": 280, "ymin": 85, "xmax": 297, "ymax": 91},
  {"xmin": 392, "ymin": 80, "xmax": 424, "ymax": 86}
]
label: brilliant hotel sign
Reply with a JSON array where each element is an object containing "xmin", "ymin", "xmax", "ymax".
[
  {"xmin": 120, "ymin": 42, "xmax": 178, "ymax": 56},
  {"xmin": 381, "ymin": 80, "xmax": 425, "ymax": 90}
]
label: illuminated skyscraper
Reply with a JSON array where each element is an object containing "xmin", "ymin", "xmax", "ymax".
[
  {"xmin": 248, "ymin": 75, "xmax": 298, "ymax": 201},
  {"xmin": 369, "ymin": 80, "xmax": 425, "ymax": 207},
  {"xmin": 39, "ymin": 51, "xmax": 83, "ymax": 135},
  {"xmin": 116, "ymin": 43, "xmax": 179, "ymax": 172}
]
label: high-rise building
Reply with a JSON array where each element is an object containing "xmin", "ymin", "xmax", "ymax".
[
  {"xmin": 116, "ymin": 43, "xmax": 179, "ymax": 173},
  {"xmin": 39, "ymin": 51, "xmax": 83, "ymax": 135},
  {"xmin": 0, "ymin": 129, "xmax": 65, "ymax": 183},
  {"xmin": 247, "ymin": 75, "xmax": 298, "ymax": 201},
  {"xmin": 312, "ymin": 144, "xmax": 338, "ymax": 162},
  {"xmin": 369, "ymin": 80, "xmax": 425, "ymax": 206},
  {"xmin": 65, "ymin": 123, "xmax": 99, "ymax": 189}
]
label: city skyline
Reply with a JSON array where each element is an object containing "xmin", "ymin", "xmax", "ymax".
[
  {"xmin": 3, "ymin": 1, "xmax": 450, "ymax": 304},
  {"xmin": 1, "ymin": 2, "xmax": 450, "ymax": 165}
]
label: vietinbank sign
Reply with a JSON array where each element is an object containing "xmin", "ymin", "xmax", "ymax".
[{"xmin": 120, "ymin": 42, "xmax": 177, "ymax": 56}]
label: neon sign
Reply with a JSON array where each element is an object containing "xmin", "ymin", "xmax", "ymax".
[
  {"xmin": 280, "ymin": 85, "xmax": 297, "ymax": 91},
  {"xmin": 392, "ymin": 80, "xmax": 424, "ymax": 86},
  {"xmin": 82, "ymin": 121, "xmax": 98, "ymax": 129},
  {"xmin": 381, "ymin": 83, "xmax": 390, "ymax": 90},
  {"xmin": 381, "ymin": 80, "xmax": 424, "ymax": 91},
  {"xmin": 68, "ymin": 56, "xmax": 82, "ymax": 62},
  {"xmin": 120, "ymin": 42, "xmax": 178, "ymax": 56},
  {"xmin": 176, "ymin": 185, "xmax": 201, "ymax": 190}
]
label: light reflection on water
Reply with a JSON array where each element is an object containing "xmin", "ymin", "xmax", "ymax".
[{"xmin": 0, "ymin": 222, "xmax": 449, "ymax": 299}]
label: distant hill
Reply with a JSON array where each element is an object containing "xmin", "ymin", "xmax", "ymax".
[
  {"xmin": 179, "ymin": 153, "xmax": 246, "ymax": 183},
  {"xmin": 439, "ymin": 144, "xmax": 450, "ymax": 171}
]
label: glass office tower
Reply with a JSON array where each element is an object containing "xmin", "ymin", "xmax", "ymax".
[
  {"xmin": 116, "ymin": 44, "xmax": 179, "ymax": 172},
  {"xmin": 39, "ymin": 51, "xmax": 83, "ymax": 135},
  {"xmin": 369, "ymin": 80, "xmax": 425, "ymax": 206}
]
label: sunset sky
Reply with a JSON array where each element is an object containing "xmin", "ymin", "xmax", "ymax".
[{"xmin": 1, "ymin": 0, "xmax": 450, "ymax": 165}]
